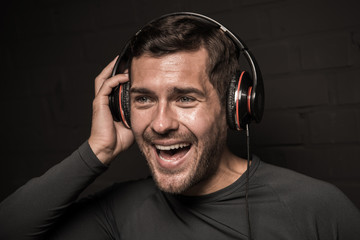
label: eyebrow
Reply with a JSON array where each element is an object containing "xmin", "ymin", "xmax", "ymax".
[
  {"xmin": 130, "ymin": 86, "xmax": 205, "ymax": 97},
  {"xmin": 130, "ymin": 87, "xmax": 154, "ymax": 95},
  {"xmin": 171, "ymin": 87, "xmax": 205, "ymax": 97}
]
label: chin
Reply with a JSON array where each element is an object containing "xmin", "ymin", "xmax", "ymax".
[
  {"xmin": 151, "ymin": 169, "xmax": 198, "ymax": 194},
  {"xmin": 146, "ymin": 143, "xmax": 220, "ymax": 195}
]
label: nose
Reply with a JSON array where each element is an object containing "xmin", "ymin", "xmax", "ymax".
[{"xmin": 150, "ymin": 101, "xmax": 179, "ymax": 135}]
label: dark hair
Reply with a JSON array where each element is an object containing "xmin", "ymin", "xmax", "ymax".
[{"xmin": 129, "ymin": 15, "xmax": 239, "ymax": 104}]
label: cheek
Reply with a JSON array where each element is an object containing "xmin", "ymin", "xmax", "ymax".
[
  {"xmin": 130, "ymin": 110, "xmax": 149, "ymax": 139},
  {"xmin": 178, "ymin": 106, "xmax": 226, "ymax": 137}
]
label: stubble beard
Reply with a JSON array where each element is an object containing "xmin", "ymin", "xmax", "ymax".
[{"xmin": 138, "ymin": 126, "xmax": 227, "ymax": 195}]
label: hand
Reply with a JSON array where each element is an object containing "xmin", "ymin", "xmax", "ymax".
[{"xmin": 88, "ymin": 57, "xmax": 134, "ymax": 165}]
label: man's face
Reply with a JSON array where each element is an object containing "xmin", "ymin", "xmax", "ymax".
[{"xmin": 130, "ymin": 48, "xmax": 228, "ymax": 194}]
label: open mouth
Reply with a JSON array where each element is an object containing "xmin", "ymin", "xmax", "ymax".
[{"xmin": 155, "ymin": 143, "xmax": 191, "ymax": 162}]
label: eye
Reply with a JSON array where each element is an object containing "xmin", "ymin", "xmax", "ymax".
[
  {"xmin": 133, "ymin": 95, "xmax": 155, "ymax": 109},
  {"xmin": 177, "ymin": 96, "xmax": 194, "ymax": 103},
  {"xmin": 176, "ymin": 96, "xmax": 198, "ymax": 108},
  {"xmin": 136, "ymin": 96, "xmax": 151, "ymax": 103}
]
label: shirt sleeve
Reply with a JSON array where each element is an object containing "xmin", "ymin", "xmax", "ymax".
[
  {"xmin": 0, "ymin": 141, "xmax": 108, "ymax": 240},
  {"xmin": 315, "ymin": 184, "xmax": 360, "ymax": 240}
]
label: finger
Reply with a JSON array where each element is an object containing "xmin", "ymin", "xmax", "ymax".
[
  {"xmin": 95, "ymin": 56, "xmax": 119, "ymax": 95},
  {"xmin": 96, "ymin": 73, "xmax": 129, "ymax": 99}
]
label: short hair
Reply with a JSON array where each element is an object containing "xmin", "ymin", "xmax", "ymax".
[{"xmin": 128, "ymin": 14, "xmax": 240, "ymax": 105}]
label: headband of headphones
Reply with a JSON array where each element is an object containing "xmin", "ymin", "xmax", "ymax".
[{"xmin": 109, "ymin": 12, "xmax": 264, "ymax": 130}]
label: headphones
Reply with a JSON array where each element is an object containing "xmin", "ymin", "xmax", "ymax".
[{"xmin": 109, "ymin": 12, "xmax": 264, "ymax": 131}]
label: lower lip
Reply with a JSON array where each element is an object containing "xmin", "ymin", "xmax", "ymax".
[{"xmin": 153, "ymin": 146, "xmax": 192, "ymax": 170}]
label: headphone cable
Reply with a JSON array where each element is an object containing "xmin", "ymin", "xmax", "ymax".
[{"xmin": 245, "ymin": 123, "xmax": 253, "ymax": 240}]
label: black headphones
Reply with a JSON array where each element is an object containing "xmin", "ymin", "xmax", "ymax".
[{"xmin": 109, "ymin": 12, "xmax": 264, "ymax": 131}]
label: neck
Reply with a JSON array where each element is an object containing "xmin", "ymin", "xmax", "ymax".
[{"xmin": 183, "ymin": 146, "xmax": 248, "ymax": 196}]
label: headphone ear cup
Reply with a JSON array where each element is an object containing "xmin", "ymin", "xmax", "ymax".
[
  {"xmin": 120, "ymin": 81, "xmax": 131, "ymax": 128},
  {"xmin": 226, "ymin": 71, "xmax": 253, "ymax": 130},
  {"xmin": 108, "ymin": 82, "xmax": 131, "ymax": 128},
  {"xmin": 226, "ymin": 73, "xmax": 239, "ymax": 130},
  {"xmin": 109, "ymin": 84, "xmax": 121, "ymax": 122},
  {"xmin": 250, "ymin": 78, "xmax": 265, "ymax": 123}
]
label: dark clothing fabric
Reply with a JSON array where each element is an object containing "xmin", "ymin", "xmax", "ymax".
[{"xmin": 1, "ymin": 141, "xmax": 360, "ymax": 240}]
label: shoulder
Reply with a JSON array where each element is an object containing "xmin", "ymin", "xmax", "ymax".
[
  {"xmin": 95, "ymin": 177, "xmax": 158, "ymax": 205},
  {"xmin": 80, "ymin": 177, "xmax": 158, "ymax": 218},
  {"xmin": 84, "ymin": 177, "xmax": 159, "ymax": 224},
  {"xmin": 256, "ymin": 158, "xmax": 360, "ymax": 228},
  {"xmin": 255, "ymin": 160, "xmax": 349, "ymax": 207}
]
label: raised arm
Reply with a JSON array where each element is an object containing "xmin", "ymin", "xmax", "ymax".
[
  {"xmin": 0, "ymin": 57, "xmax": 134, "ymax": 239},
  {"xmin": 88, "ymin": 56, "xmax": 134, "ymax": 164}
]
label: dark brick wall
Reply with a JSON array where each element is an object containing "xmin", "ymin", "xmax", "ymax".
[{"xmin": 1, "ymin": 0, "xmax": 359, "ymax": 208}]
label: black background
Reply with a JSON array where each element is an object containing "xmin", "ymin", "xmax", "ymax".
[{"xmin": 1, "ymin": 0, "xmax": 360, "ymax": 208}]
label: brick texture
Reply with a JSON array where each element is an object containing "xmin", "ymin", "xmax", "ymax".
[
  {"xmin": 335, "ymin": 69, "xmax": 360, "ymax": 104},
  {"xmin": 308, "ymin": 109, "xmax": 360, "ymax": 144},
  {"xmin": 300, "ymin": 33, "xmax": 352, "ymax": 70},
  {"xmin": 1, "ymin": 0, "xmax": 360, "ymax": 210},
  {"xmin": 265, "ymin": 73, "xmax": 330, "ymax": 109}
]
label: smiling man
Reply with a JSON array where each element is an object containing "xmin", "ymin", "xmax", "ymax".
[
  {"xmin": 130, "ymin": 49, "xmax": 235, "ymax": 195},
  {"xmin": 1, "ymin": 13, "xmax": 360, "ymax": 240}
]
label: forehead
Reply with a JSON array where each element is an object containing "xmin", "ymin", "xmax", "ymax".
[{"xmin": 130, "ymin": 48, "xmax": 210, "ymax": 88}]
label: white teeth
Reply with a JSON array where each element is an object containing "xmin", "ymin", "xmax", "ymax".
[{"xmin": 155, "ymin": 143, "xmax": 190, "ymax": 151}]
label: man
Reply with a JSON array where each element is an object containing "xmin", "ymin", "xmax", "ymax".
[{"xmin": 1, "ymin": 13, "xmax": 359, "ymax": 240}]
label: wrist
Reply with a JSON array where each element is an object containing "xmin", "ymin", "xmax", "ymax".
[{"xmin": 88, "ymin": 138, "xmax": 114, "ymax": 165}]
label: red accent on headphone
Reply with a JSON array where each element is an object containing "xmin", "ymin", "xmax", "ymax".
[
  {"xmin": 247, "ymin": 86, "xmax": 252, "ymax": 114},
  {"xmin": 119, "ymin": 84, "xmax": 130, "ymax": 128},
  {"xmin": 236, "ymin": 71, "xmax": 246, "ymax": 130}
]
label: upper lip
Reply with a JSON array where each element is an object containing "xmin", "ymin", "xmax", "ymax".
[
  {"xmin": 155, "ymin": 143, "xmax": 190, "ymax": 150},
  {"xmin": 151, "ymin": 140, "xmax": 191, "ymax": 149}
]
